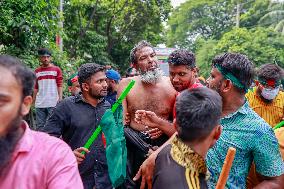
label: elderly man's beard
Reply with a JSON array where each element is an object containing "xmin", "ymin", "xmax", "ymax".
[
  {"xmin": 140, "ymin": 68, "xmax": 164, "ymax": 84},
  {"xmin": 0, "ymin": 111, "xmax": 22, "ymax": 176}
]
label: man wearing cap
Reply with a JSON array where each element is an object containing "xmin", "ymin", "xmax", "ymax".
[
  {"xmin": 68, "ymin": 73, "xmax": 81, "ymax": 96},
  {"xmin": 105, "ymin": 69, "xmax": 121, "ymax": 106},
  {"xmin": 33, "ymin": 48, "xmax": 63, "ymax": 130}
]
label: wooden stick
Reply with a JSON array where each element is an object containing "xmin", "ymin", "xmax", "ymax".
[{"xmin": 215, "ymin": 147, "xmax": 236, "ymax": 189}]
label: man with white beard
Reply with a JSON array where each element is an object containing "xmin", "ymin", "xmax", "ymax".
[{"xmin": 117, "ymin": 40, "xmax": 176, "ymax": 188}]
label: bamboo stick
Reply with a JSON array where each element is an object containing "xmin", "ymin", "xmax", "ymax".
[{"xmin": 215, "ymin": 147, "xmax": 236, "ymax": 189}]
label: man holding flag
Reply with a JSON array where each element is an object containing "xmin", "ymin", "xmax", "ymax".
[{"xmin": 43, "ymin": 63, "xmax": 114, "ymax": 189}]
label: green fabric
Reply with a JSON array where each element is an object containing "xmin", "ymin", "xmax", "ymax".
[
  {"xmin": 215, "ymin": 64, "xmax": 246, "ymax": 91},
  {"xmin": 100, "ymin": 105, "xmax": 127, "ymax": 187}
]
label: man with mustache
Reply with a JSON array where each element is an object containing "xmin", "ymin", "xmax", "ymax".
[
  {"xmin": 135, "ymin": 49, "xmax": 202, "ymax": 137},
  {"xmin": 0, "ymin": 55, "xmax": 83, "ymax": 189},
  {"xmin": 118, "ymin": 40, "xmax": 177, "ymax": 188},
  {"xmin": 134, "ymin": 53, "xmax": 284, "ymax": 189},
  {"xmin": 43, "ymin": 63, "xmax": 112, "ymax": 189}
]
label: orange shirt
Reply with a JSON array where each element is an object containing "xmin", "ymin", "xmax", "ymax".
[{"xmin": 246, "ymin": 87, "xmax": 284, "ymax": 127}]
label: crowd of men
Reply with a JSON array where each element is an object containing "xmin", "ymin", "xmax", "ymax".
[{"xmin": 0, "ymin": 40, "xmax": 283, "ymax": 189}]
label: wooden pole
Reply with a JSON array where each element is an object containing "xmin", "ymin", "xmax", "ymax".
[{"xmin": 215, "ymin": 147, "xmax": 236, "ymax": 189}]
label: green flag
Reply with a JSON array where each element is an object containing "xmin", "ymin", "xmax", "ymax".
[{"xmin": 100, "ymin": 104, "xmax": 127, "ymax": 187}]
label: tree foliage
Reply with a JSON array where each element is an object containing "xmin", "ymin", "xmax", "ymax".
[
  {"xmin": 166, "ymin": 0, "xmax": 235, "ymax": 48},
  {"xmin": 64, "ymin": 0, "xmax": 172, "ymax": 71},
  {"xmin": 167, "ymin": 0, "xmax": 284, "ymax": 78},
  {"xmin": 195, "ymin": 27, "xmax": 284, "ymax": 78},
  {"xmin": 0, "ymin": 0, "xmax": 63, "ymax": 69},
  {"xmin": 215, "ymin": 27, "xmax": 284, "ymax": 67},
  {"xmin": 0, "ymin": 0, "xmax": 172, "ymax": 75},
  {"xmin": 258, "ymin": 1, "xmax": 284, "ymax": 34}
]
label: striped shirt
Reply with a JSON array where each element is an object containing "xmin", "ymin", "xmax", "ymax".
[
  {"xmin": 246, "ymin": 87, "xmax": 284, "ymax": 127},
  {"xmin": 206, "ymin": 101, "xmax": 284, "ymax": 189},
  {"xmin": 34, "ymin": 66, "xmax": 63, "ymax": 108}
]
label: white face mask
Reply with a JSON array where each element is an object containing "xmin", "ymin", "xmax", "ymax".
[{"xmin": 261, "ymin": 87, "xmax": 280, "ymax": 100}]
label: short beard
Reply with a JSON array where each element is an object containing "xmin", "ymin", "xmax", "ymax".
[
  {"xmin": 140, "ymin": 68, "xmax": 164, "ymax": 84},
  {"xmin": 89, "ymin": 88, "xmax": 105, "ymax": 99},
  {"xmin": 0, "ymin": 112, "xmax": 22, "ymax": 176},
  {"xmin": 210, "ymin": 80, "xmax": 223, "ymax": 95}
]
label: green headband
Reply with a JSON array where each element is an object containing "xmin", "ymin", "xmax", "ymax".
[{"xmin": 215, "ymin": 64, "xmax": 246, "ymax": 91}]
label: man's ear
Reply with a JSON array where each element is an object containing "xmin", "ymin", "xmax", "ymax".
[
  {"xmin": 21, "ymin": 96, "xmax": 33, "ymax": 116},
  {"xmin": 209, "ymin": 125, "xmax": 222, "ymax": 148},
  {"xmin": 192, "ymin": 67, "xmax": 197, "ymax": 78},
  {"xmin": 223, "ymin": 79, "xmax": 233, "ymax": 93},
  {"xmin": 82, "ymin": 83, "xmax": 89, "ymax": 92},
  {"xmin": 110, "ymin": 80, "xmax": 116, "ymax": 85}
]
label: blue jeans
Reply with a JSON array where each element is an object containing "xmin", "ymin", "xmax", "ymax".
[{"xmin": 35, "ymin": 107, "xmax": 55, "ymax": 130}]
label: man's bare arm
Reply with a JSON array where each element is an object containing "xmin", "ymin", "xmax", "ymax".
[
  {"xmin": 33, "ymin": 89, "xmax": 38, "ymax": 104},
  {"xmin": 135, "ymin": 110, "xmax": 176, "ymax": 137},
  {"xmin": 117, "ymin": 78, "xmax": 131, "ymax": 125},
  {"xmin": 254, "ymin": 173, "xmax": 284, "ymax": 189},
  {"xmin": 57, "ymin": 86, "xmax": 63, "ymax": 101}
]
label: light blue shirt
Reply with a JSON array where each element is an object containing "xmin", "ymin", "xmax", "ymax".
[{"xmin": 206, "ymin": 101, "xmax": 284, "ymax": 189}]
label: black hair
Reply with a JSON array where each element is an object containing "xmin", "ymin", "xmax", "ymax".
[
  {"xmin": 38, "ymin": 48, "xmax": 52, "ymax": 56},
  {"xmin": 78, "ymin": 63, "xmax": 105, "ymax": 89},
  {"xmin": 212, "ymin": 52, "xmax": 255, "ymax": 93},
  {"xmin": 175, "ymin": 87, "xmax": 222, "ymax": 142},
  {"xmin": 168, "ymin": 49, "xmax": 196, "ymax": 69},
  {"xmin": 0, "ymin": 55, "xmax": 35, "ymax": 98},
  {"xmin": 130, "ymin": 40, "xmax": 154, "ymax": 64},
  {"xmin": 257, "ymin": 63, "xmax": 283, "ymax": 82}
]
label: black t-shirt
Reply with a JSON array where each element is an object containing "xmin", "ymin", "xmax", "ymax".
[{"xmin": 153, "ymin": 144, "xmax": 208, "ymax": 189}]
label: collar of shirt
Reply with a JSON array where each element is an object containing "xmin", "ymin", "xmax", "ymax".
[
  {"xmin": 74, "ymin": 94, "xmax": 106, "ymax": 106},
  {"xmin": 170, "ymin": 135, "xmax": 208, "ymax": 176},
  {"xmin": 13, "ymin": 121, "xmax": 33, "ymax": 156},
  {"xmin": 107, "ymin": 91, "xmax": 117, "ymax": 96},
  {"xmin": 223, "ymin": 100, "xmax": 249, "ymax": 119},
  {"xmin": 188, "ymin": 82, "xmax": 204, "ymax": 90}
]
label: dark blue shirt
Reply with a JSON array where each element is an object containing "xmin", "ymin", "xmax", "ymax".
[
  {"xmin": 43, "ymin": 94, "xmax": 112, "ymax": 189},
  {"xmin": 105, "ymin": 91, "xmax": 117, "ymax": 106}
]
